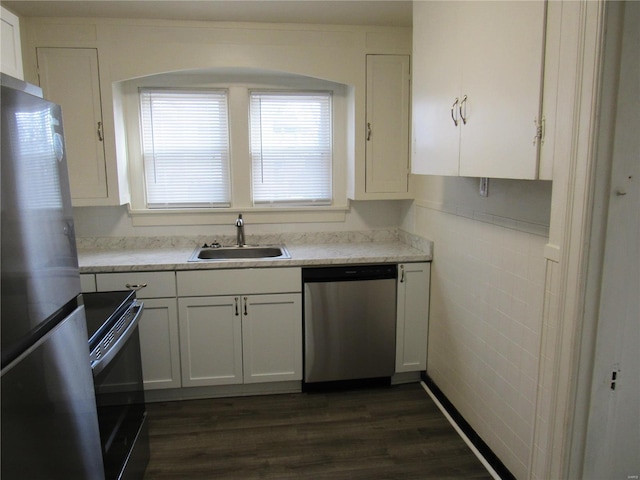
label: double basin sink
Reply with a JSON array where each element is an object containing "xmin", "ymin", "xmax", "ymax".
[{"xmin": 189, "ymin": 244, "xmax": 291, "ymax": 262}]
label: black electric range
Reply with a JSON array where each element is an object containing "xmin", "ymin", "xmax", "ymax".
[
  {"xmin": 82, "ymin": 290, "xmax": 149, "ymax": 480},
  {"xmin": 83, "ymin": 290, "xmax": 137, "ymax": 347}
]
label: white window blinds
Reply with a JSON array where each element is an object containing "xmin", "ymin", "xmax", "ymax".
[
  {"xmin": 250, "ymin": 91, "xmax": 332, "ymax": 206},
  {"xmin": 139, "ymin": 89, "xmax": 230, "ymax": 208}
]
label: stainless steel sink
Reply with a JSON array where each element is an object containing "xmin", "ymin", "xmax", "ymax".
[{"xmin": 188, "ymin": 244, "xmax": 291, "ymax": 261}]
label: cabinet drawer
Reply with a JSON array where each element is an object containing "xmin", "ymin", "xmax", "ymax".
[
  {"xmin": 80, "ymin": 274, "xmax": 96, "ymax": 293},
  {"xmin": 177, "ymin": 268, "xmax": 301, "ymax": 297},
  {"xmin": 96, "ymin": 272, "xmax": 176, "ymax": 298}
]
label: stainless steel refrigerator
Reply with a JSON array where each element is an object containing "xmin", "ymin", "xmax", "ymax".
[{"xmin": 1, "ymin": 73, "xmax": 105, "ymax": 479}]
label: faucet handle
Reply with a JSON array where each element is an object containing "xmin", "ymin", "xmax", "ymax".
[
  {"xmin": 235, "ymin": 213, "xmax": 244, "ymax": 227},
  {"xmin": 202, "ymin": 240, "xmax": 222, "ymax": 248}
]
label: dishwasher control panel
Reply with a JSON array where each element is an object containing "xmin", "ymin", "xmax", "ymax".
[{"xmin": 302, "ymin": 264, "xmax": 397, "ymax": 282}]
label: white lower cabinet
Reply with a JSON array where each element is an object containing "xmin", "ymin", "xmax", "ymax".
[
  {"xmin": 89, "ymin": 262, "xmax": 429, "ymax": 393},
  {"xmin": 138, "ymin": 298, "xmax": 181, "ymax": 390},
  {"xmin": 80, "ymin": 274, "xmax": 97, "ymax": 293},
  {"xmin": 241, "ymin": 293, "xmax": 302, "ymax": 384},
  {"xmin": 178, "ymin": 295, "xmax": 243, "ymax": 387},
  {"xmin": 395, "ymin": 263, "xmax": 431, "ymax": 373},
  {"xmin": 95, "ymin": 272, "xmax": 181, "ymax": 391},
  {"xmin": 177, "ymin": 268, "xmax": 302, "ymax": 388}
]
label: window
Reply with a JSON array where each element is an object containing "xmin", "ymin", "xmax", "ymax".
[
  {"xmin": 124, "ymin": 71, "xmax": 348, "ymax": 224},
  {"xmin": 250, "ymin": 91, "xmax": 332, "ymax": 206},
  {"xmin": 139, "ymin": 88, "xmax": 230, "ymax": 208}
]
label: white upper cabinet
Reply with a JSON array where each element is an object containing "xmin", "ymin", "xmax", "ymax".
[
  {"xmin": 1, "ymin": 6, "xmax": 23, "ymax": 79},
  {"xmin": 364, "ymin": 54, "xmax": 411, "ymax": 196},
  {"xmin": 412, "ymin": 1, "xmax": 546, "ymax": 179},
  {"xmin": 37, "ymin": 47, "xmax": 109, "ymax": 203}
]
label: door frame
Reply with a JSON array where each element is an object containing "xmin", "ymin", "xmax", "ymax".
[
  {"xmin": 569, "ymin": 1, "xmax": 638, "ymax": 477},
  {"xmin": 530, "ymin": 1, "xmax": 606, "ymax": 478},
  {"xmin": 531, "ymin": 1, "xmax": 637, "ymax": 479}
]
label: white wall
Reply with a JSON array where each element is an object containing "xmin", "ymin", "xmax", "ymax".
[
  {"xmin": 73, "ymin": 200, "xmax": 409, "ymax": 238},
  {"xmin": 403, "ymin": 174, "xmax": 551, "ymax": 479},
  {"xmin": 24, "ymin": 17, "xmax": 411, "ymax": 217},
  {"xmin": 20, "ymin": 17, "xmax": 412, "ymax": 230}
]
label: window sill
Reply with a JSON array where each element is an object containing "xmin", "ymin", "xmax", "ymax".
[{"xmin": 127, "ymin": 204, "xmax": 349, "ymax": 226}]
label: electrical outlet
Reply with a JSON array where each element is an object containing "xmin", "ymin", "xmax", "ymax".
[{"xmin": 479, "ymin": 177, "xmax": 489, "ymax": 197}]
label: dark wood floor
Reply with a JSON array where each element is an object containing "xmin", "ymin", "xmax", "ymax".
[{"xmin": 143, "ymin": 383, "xmax": 492, "ymax": 479}]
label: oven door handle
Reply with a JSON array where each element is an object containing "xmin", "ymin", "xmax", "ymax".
[{"xmin": 91, "ymin": 301, "xmax": 144, "ymax": 377}]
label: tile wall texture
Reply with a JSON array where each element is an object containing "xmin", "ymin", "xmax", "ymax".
[{"xmin": 416, "ymin": 205, "xmax": 547, "ymax": 479}]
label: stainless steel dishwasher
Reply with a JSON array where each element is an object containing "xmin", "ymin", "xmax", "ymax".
[{"xmin": 303, "ymin": 265, "xmax": 397, "ymax": 388}]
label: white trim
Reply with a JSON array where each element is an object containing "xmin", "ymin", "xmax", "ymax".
[
  {"xmin": 144, "ymin": 380, "xmax": 301, "ymax": 403},
  {"xmin": 128, "ymin": 204, "xmax": 349, "ymax": 226},
  {"xmin": 567, "ymin": 2, "xmax": 637, "ymax": 477},
  {"xmin": 119, "ymin": 71, "xmax": 351, "ymax": 217},
  {"xmin": 530, "ymin": 1, "xmax": 607, "ymax": 479},
  {"xmin": 544, "ymin": 243, "xmax": 561, "ymax": 263},
  {"xmin": 420, "ymin": 381, "xmax": 502, "ymax": 480}
]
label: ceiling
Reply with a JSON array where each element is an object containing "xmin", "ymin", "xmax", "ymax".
[{"xmin": 1, "ymin": 1, "xmax": 413, "ymax": 27}]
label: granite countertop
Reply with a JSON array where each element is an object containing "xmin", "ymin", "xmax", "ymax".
[{"xmin": 77, "ymin": 230, "xmax": 433, "ymax": 273}]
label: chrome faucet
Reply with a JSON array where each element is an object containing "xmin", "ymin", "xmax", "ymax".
[{"xmin": 235, "ymin": 213, "xmax": 245, "ymax": 247}]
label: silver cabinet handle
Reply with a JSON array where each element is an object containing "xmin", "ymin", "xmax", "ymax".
[
  {"xmin": 367, "ymin": 122, "xmax": 372, "ymax": 141},
  {"xmin": 459, "ymin": 95, "xmax": 468, "ymax": 125},
  {"xmin": 451, "ymin": 98, "xmax": 459, "ymax": 127},
  {"xmin": 97, "ymin": 121, "xmax": 104, "ymax": 142},
  {"xmin": 125, "ymin": 283, "xmax": 147, "ymax": 291},
  {"xmin": 235, "ymin": 297, "xmax": 239, "ymax": 316},
  {"xmin": 399, "ymin": 264, "xmax": 405, "ymax": 283},
  {"xmin": 243, "ymin": 296, "xmax": 248, "ymax": 316}
]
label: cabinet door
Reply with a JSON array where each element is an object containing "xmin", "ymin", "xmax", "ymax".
[
  {"xmin": 1, "ymin": 6, "xmax": 23, "ymax": 79},
  {"xmin": 178, "ymin": 296, "xmax": 243, "ymax": 387},
  {"xmin": 242, "ymin": 293, "xmax": 302, "ymax": 383},
  {"xmin": 139, "ymin": 298, "xmax": 181, "ymax": 390},
  {"xmin": 412, "ymin": 1, "xmax": 545, "ymax": 179},
  {"xmin": 396, "ymin": 263, "xmax": 430, "ymax": 373},
  {"xmin": 412, "ymin": 1, "xmax": 462, "ymax": 176},
  {"xmin": 365, "ymin": 55, "xmax": 410, "ymax": 193},
  {"xmin": 36, "ymin": 48, "xmax": 107, "ymax": 201},
  {"xmin": 458, "ymin": 1, "xmax": 545, "ymax": 179}
]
